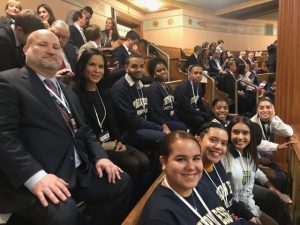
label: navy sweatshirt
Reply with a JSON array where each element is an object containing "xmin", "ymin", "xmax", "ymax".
[
  {"xmin": 147, "ymin": 81, "xmax": 180, "ymax": 125},
  {"xmin": 139, "ymin": 183, "xmax": 254, "ymax": 225},
  {"xmin": 111, "ymin": 76, "xmax": 162, "ymax": 131},
  {"xmin": 199, "ymin": 162, "xmax": 254, "ymax": 220}
]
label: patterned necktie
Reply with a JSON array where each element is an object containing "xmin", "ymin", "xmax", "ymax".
[{"xmin": 43, "ymin": 79, "xmax": 75, "ymax": 136}]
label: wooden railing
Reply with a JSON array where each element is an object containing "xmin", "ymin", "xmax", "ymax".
[
  {"xmin": 257, "ymin": 73, "xmax": 274, "ymax": 83},
  {"xmin": 289, "ymin": 125, "xmax": 300, "ymax": 224},
  {"xmin": 122, "ymin": 172, "xmax": 165, "ymax": 225}
]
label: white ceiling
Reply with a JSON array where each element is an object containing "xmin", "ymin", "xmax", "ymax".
[
  {"xmin": 171, "ymin": 0, "xmax": 251, "ymax": 11},
  {"xmin": 118, "ymin": 0, "xmax": 278, "ymax": 21}
]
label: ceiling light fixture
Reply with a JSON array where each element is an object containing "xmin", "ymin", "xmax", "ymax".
[{"xmin": 134, "ymin": 0, "xmax": 161, "ymax": 11}]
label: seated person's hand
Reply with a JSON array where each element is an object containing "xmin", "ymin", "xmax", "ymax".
[
  {"xmin": 162, "ymin": 124, "xmax": 171, "ymax": 134},
  {"xmin": 115, "ymin": 141, "xmax": 126, "ymax": 152},
  {"xmin": 55, "ymin": 69, "xmax": 75, "ymax": 81},
  {"xmin": 230, "ymin": 214, "xmax": 239, "ymax": 221},
  {"xmin": 250, "ymin": 217, "xmax": 262, "ymax": 225},
  {"xmin": 95, "ymin": 158, "xmax": 123, "ymax": 183},
  {"xmin": 102, "ymin": 140, "xmax": 117, "ymax": 151},
  {"xmin": 31, "ymin": 174, "xmax": 71, "ymax": 207},
  {"xmin": 277, "ymin": 140, "xmax": 296, "ymax": 150}
]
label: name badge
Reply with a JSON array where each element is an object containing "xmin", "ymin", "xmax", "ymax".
[
  {"xmin": 170, "ymin": 110, "xmax": 174, "ymax": 117},
  {"xmin": 70, "ymin": 118, "xmax": 78, "ymax": 133},
  {"xmin": 99, "ymin": 131, "xmax": 110, "ymax": 143},
  {"xmin": 191, "ymin": 96, "xmax": 199, "ymax": 104}
]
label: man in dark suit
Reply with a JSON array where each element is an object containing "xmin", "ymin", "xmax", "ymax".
[
  {"xmin": 68, "ymin": 11, "xmax": 87, "ymax": 51},
  {"xmin": 267, "ymin": 40, "xmax": 277, "ymax": 73},
  {"xmin": 0, "ymin": 30, "xmax": 131, "ymax": 225},
  {"xmin": 235, "ymin": 50, "xmax": 247, "ymax": 66},
  {"xmin": 208, "ymin": 50, "xmax": 224, "ymax": 77},
  {"xmin": 245, "ymin": 51, "xmax": 255, "ymax": 66},
  {"xmin": 112, "ymin": 30, "xmax": 140, "ymax": 68},
  {"xmin": 109, "ymin": 30, "xmax": 141, "ymax": 85},
  {"xmin": 0, "ymin": 9, "xmax": 44, "ymax": 72},
  {"xmin": 218, "ymin": 61, "xmax": 237, "ymax": 100},
  {"xmin": 184, "ymin": 45, "xmax": 201, "ymax": 72},
  {"xmin": 50, "ymin": 20, "xmax": 77, "ymax": 82},
  {"xmin": 218, "ymin": 61, "xmax": 249, "ymax": 113}
]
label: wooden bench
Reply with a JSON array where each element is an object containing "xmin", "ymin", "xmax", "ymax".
[
  {"xmin": 202, "ymin": 74, "xmax": 229, "ymax": 107},
  {"xmin": 257, "ymin": 73, "xmax": 274, "ymax": 83},
  {"xmin": 182, "ymin": 48, "xmax": 193, "ymax": 57},
  {"xmin": 122, "ymin": 172, "xmax": 165, "ymax": 225},
  {"xmin": 157, "ymin": 46, "xmax": 182, "ymax": 59},
  {"xmin": 166, "ymin": 79, "xmax": 183, "ymax": 90}
]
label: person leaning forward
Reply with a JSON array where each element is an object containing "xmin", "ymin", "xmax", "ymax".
[{"xmin": 0, "ymin": 29, "xmax": 132, "ymax": 225}]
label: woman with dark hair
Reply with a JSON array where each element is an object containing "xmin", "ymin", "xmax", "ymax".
[
  {"xmin": 37, "ymin": 3, "xmax": 56, "ymax": 29},
  {"xmin": 198, "ymin": 48, "xmax": 209, "ymax": 71},
  {"xmin": 100, "ymin": 17, "xmax": 120, "ymax": 51},
  {"xmin": 220, "ymin": 51, "xmax": 229, "ymax": 70},
  {"xmin": 208, "ymin": 42, "xmax": 217, "ymax": 57},
  {"xmin": 139, "ymin": 130, "xmax": 254, "ymax": 225},
  {"xmin": 197, "ymin": 122, "xmax": 258, "ymax": 224},
  {"xmin": 146, "ymin": 57, "xmax": 187, "ymax": 132},
  {"xmin": 74, "ymin": 48, "xmax": 149, "ymax": 183},
  {"xmin": 223, "ymin": 116, "xmax": 281, "ymax": 225}
]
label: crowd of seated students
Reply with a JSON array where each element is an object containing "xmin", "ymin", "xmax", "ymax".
[
  {"xmin": 0, "ymin": 2, "xmax": 290, "ymax": 225},
  {"xmin": 180, "ymin": 40, "xmax": 276, "ymax": 117}
]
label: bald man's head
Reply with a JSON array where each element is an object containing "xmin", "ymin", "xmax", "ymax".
[{"xmin": 24, "ymin": 30, "xmax": 62, "ymax": 78}]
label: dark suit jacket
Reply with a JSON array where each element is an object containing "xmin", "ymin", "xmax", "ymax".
[
  {"xmin": 208, "ymin": 58, "xmax": 221, "ymax": 76},
  {"xmin": 68, "ymin": 24, "xmax": 85, "ymax": 50},
  {"xmin": 112, "ymin": 44, "xmax": 129, "ymax": 68},
  {"xmin": 0, "ymin": 25, "xmax": 24, "ymax": 72},
  {"xmin": 245, "ymin": 58, "xmax": 254, "ymax": 66},
  {"xmin": 0, "ymin": 66, "xmax": 107, "ymax": 213},
  {"xmin": 218, "ymin": 71, "xmax": 236, "ymax": 100},
  {"xmin": 267, "ymin": 44, "xmax": 277, "ymax": 66},
  {"xmin": 0, "ymin": 16, "xmax": 13, "ymax": 28},
  {"xmin": 235, "ymin": 58, "xmax": 247, "ymax": 66},
  {"xmin": 63, "ymin": 42, "xmax": 77, "ymax": 72},
  {"xmin": 184, "ymin": 54, "xmax": 199, "ymax": 72}
]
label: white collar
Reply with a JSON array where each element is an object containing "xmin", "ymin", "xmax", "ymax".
[
  {"xmin": 123, "ymin": 44, "xmax": 131, "ymax": 55},
  {"xmin": 125, "ymin": 73, "xmax": 143, "ymax": 88},
  {"xmin": 37, "ymin": 74, "xmax": 59, "ymax": 89},
  {"xmin": 73, "ymin": 23, "xmax": 83, "ymax": 31}
]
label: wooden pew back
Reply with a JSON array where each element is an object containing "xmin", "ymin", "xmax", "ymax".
[{"xmin": 121, "ymin": 173, "xmax": 165, "ymax": 225}]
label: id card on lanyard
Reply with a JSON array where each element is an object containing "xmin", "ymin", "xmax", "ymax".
[{"xmin": 99, "ymin": 131, "xmax": 110, "ymax": 143}]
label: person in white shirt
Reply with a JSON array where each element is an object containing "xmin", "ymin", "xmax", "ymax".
[
  {"xmin": 251, "ymin": 97, "xmax": 294, "ymax": 158},
  {"xmin": 223, "ymin": 116, "xmax": 283, "ymax": 225}
]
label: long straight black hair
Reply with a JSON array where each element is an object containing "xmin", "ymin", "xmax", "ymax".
[{"xmin": 227, "ymin": 116, "xmax": 259, "ymax": 170}]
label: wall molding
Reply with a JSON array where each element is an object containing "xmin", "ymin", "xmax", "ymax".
[{"xmin": 145, "ymin": 14, "xmax": 277, "ymax": 36}]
